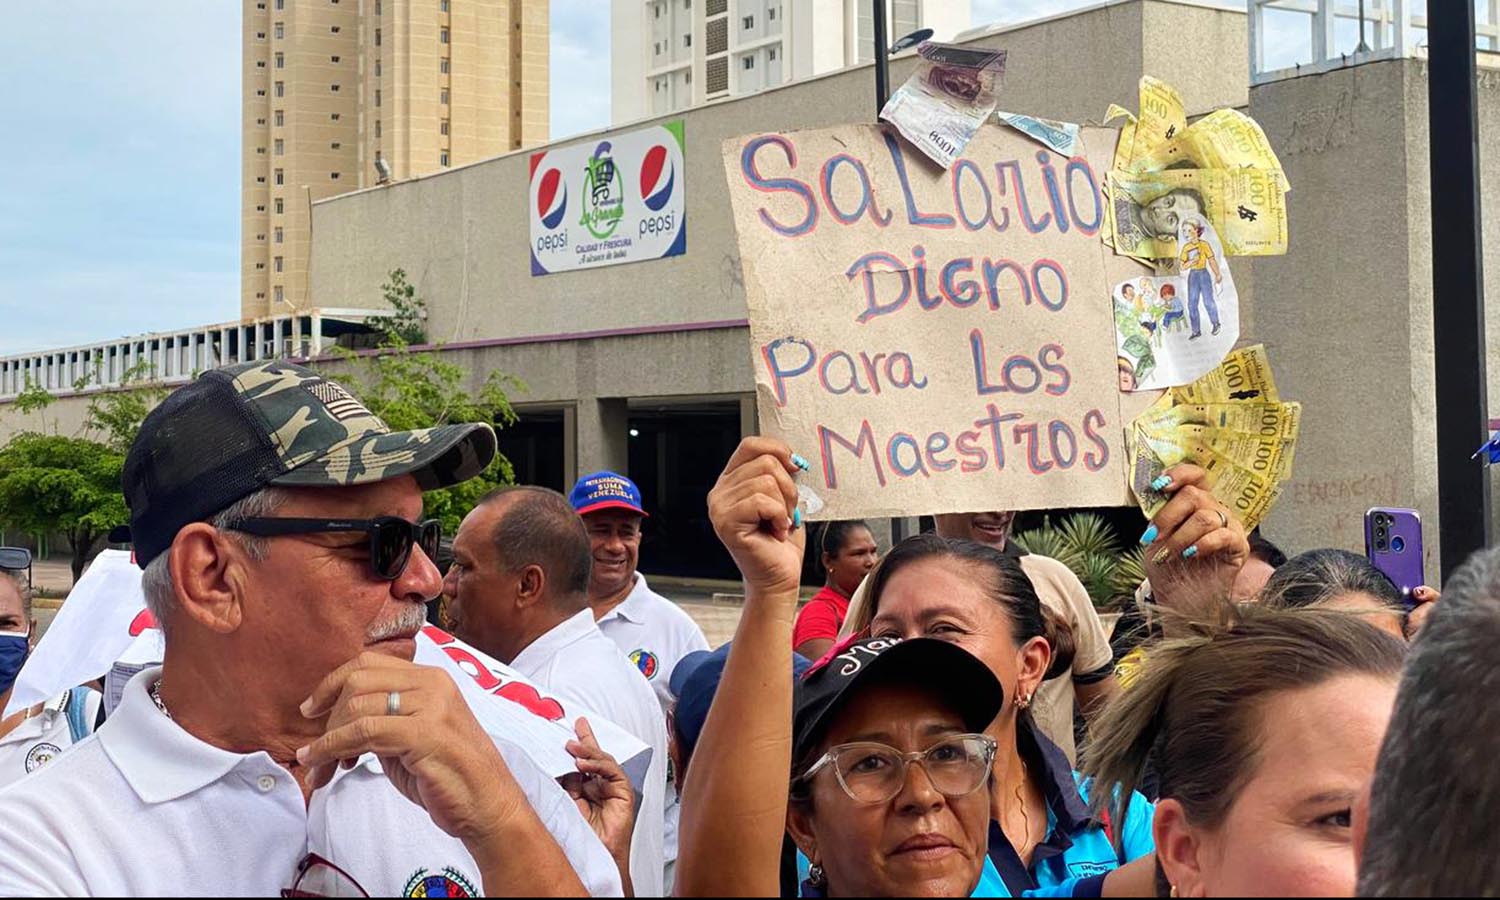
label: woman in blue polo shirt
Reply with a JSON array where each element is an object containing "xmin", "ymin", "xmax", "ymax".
[
  {"xmin": 677, "ymin": 438, "xmax": 1161, "ymax": 898},
  {"xmin": 859, "ymin": 534, "xmax": 1157, "ymax": 896}
]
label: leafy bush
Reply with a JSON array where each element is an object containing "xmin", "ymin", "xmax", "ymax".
[{"xmin": 1012, "ymin": 512, "xmax": 1145, "ymax": 610}]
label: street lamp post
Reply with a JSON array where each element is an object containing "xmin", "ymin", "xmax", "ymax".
[
  {"xmin": 873, "ymin": 0, "xmax": 890, "ymax": 117},
  {"xmin": 1428, "ymin": 2, "xmax": 1492, "ymax": 579}
]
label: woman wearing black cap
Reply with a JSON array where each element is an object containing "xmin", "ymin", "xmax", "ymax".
[
  {"xmin": 848, "ymin": 535, "xmax": 1161, "ymax": 894},
  {"xmin": 676, "ymin": 439, "xmax": 1152, "ymax": 898},
  {"xmin": 786, "ymin": 634, "xmax": 1004, "ymax": 896},
  {"xmin": 673, "ymin": 438, "xmax": 999, "ymax": 897}
]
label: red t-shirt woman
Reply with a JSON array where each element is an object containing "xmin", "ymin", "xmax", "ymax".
[{"xmin": 792, "ymin": 520, "xmax": 878, "ymax": 661}]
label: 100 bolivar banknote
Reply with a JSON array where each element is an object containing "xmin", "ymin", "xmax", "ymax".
[{"xmin": 1127, "ymin": 345, "xmax": 1299, "ymax": 531}]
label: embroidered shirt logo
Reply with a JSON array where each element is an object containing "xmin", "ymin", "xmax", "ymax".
[
  {"xmin": 24, "ymin": 742, "xmax": 62, "ymax": 773},
  {"xmin": 629, "ymin": 649, "xmax": 660, "ymax": 679},
  {"xmin": 402, "ymin": 866, "xmax": 478, "ymax": 898}
]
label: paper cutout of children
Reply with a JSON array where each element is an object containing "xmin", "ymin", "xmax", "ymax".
[{"xmin": 1159, "ymin": 283, "xmax": 1186, "ymax": 332}]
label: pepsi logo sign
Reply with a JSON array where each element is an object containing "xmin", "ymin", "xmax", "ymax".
[
  {"xmin": 529, "ymin": 121, "xmax": 686, "ymax": 276},
  {"xmin": 537, "ymin": 168, "xmax": 567, "ymax": 230},
  {"xmin": 640, "ymin": 145, "xmax": 675, "ymax": 213}
]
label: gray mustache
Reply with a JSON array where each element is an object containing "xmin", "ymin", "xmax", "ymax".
[{"xmin": 367, "ymin": 604, "xmax": 428, "ymax": 642}]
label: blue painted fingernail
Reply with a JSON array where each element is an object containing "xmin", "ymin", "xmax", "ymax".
[
  {"xmin": 1181, "ymin": 545, "xmax": 1199, "ymax": 560},
  {"xmin": 1140, "ymin": 525, "xmax": 1158, "ymax": 545},
  {"xmin": 791, "ymin": 453, "xmax": 811, "ymax": 472},
  {"xmin": 792, "ymin": 508, "xmax": 802, "ymax": 529},
  {"xmin": 1150, "ymin": 475, "xmax": 1173, "ymax": 491}
]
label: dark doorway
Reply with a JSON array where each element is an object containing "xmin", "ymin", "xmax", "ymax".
[
  {"xmin": 627, "ymin": 402, "xmax": 743, "ymax": 579},
  {"xmin": 498, "ymin": 409, "xmax": 567, "ymax": 493}
]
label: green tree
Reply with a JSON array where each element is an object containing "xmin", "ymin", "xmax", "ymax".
[
  {"xmin": 366, "ymin": 269, "xmax": 429, "ymax": 346},
  {"xmin": 83, "ymin": 361, "xmax": 168, "ymax": 453},
  {"xmin": 5, "ymin": 377, "xmax": 61, "ymax": 435},
  {"xmin": 13, "ymin": 379, "xmax": 55, "ymax": 416},
  {"xmin": 337, "ymin": 350, "xmax": 519, "ymax": 534},
  {"xmin": 0, "ymin": 363, "xmax": 161, "ymax": 582},
  {"xmin": 330, "ymin": 268, "xmax": 521, "ymax": 535},
  {"xmin": 0, "ymin": 433, "xmax": 128, "ymax": 583}
]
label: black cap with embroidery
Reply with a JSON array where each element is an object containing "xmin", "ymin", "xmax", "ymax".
[{"xmin": 791, "ymin": 635, "xmax": 1004, "ymax": 765}]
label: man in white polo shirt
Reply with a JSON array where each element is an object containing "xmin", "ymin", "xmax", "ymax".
[
  {"xmin": 569, "ymin": 471, "xmax": 710, "ymax": 891},
  {"xmin": 0, "ymin": 362, "xmax": 619, "ymax": 897},
  {"xmin": 0, "ymin": 565, "xmax": 100, "ymax": 787},
  {"xmin": 569, "ymin": 472, "xmax": 709, "ymax": 712},
  {"xmin": 444, "ymin": 485, "xmax": 667, "ymax": 897}
]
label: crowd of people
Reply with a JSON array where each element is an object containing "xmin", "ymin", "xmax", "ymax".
[{"xmin": 0, "ymin": 359, "xmax": 1490, "ymax": 897}]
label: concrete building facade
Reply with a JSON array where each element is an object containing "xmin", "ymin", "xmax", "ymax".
[
  {"xmin": 306, "ymin": 0, "xmax": 1500, "ymax": 575},
  {"xmin": 242, "ymin": 0, "xmax": 548, "ymax": 321},
  {"xmin": 610, "ymin": 0, "xmax": 970, "ymax": 123},
  {"xmin": 8, "ymin": 0, "xmax": 1500, "ymax": 578}
]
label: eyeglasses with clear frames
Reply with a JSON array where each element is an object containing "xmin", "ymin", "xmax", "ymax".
[
  {"xmin": 797, "ymin": 733, "xmax": 998, "ymax": 805},
  {"xmin": 281, "ymin": 854, "xmax": 369, "ymax": 898}
]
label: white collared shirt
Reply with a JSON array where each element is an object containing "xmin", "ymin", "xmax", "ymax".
[
  {"xmin": 513, "ymin": 607, "xmax": 669, "ymax": 898},
  {"xmin": 0, "ymin": 669, "xmax": 621, "ymax": 897},
  {"xmin": 595, "ymin": 573, "xmax": 710, "ymax": 714},
  {"xmin": 0, "ymin": 690, "xmax": 99, "ymax": 789}
]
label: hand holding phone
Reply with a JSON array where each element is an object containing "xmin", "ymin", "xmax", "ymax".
[{"xmin": 1365, "ymin": 508, "xmax": 1424, "ymax": 610}]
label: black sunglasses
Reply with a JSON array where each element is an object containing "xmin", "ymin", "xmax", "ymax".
[{"xmin": 224, "ymin": 517, "xmax": 442, "ymax": 581}]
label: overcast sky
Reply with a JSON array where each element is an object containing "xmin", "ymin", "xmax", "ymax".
[{"xmin": 0, "ymin": 1, "xmax": 1293, "ymax": 356}]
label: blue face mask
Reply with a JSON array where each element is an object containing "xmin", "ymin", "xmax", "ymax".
[{"xmin": 0, "ymin": 632, "xmax": 29, "ymax": 696}]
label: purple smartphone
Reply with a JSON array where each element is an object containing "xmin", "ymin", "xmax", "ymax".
[{"xmin": 1364, "ymin": 507, "xmax": 1424, "ymax": 609}]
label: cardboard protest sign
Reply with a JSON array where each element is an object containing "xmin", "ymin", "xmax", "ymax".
[{"xmin": 723, "ymin": 123, "xmax": 1131, "ymax": 519}]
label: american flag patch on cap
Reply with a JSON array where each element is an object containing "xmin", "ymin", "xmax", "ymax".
[{"xmin": 308, "ymin": 380, "xmax": 373, "ymax": 422}]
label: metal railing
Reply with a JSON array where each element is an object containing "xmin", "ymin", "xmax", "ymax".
[
  {"xmin": 0, "ymin": 308, "xmax": 380, "ymax": 402},
  {"xmin": 1250, "ymin": 0, "xmax": 1500, "ymax": 84}
]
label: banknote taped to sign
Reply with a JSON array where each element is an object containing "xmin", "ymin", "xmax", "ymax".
[{"xmin": 722, "ymin": 123, "xmax": 1133, "ymax": 519}]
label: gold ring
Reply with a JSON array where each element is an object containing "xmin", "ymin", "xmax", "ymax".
[{"xmin": 1218, "ymin": 510, "xmax": 1229, "ymax": 530}]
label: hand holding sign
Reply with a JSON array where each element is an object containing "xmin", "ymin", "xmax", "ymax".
[
  {"xmin": 299, "ymin": 651, "xmax": 596, "ymax": 896},
  {"xmin": 707, "ymin": 437, "xmax": 806, "ymax": 601},
  {"xmin": 298, "ymin": 652, "xmax": 535, "ymax": 841},
  {"xmin": 562, "ymin": 717, "xmax": 636, "ymax": 890}
]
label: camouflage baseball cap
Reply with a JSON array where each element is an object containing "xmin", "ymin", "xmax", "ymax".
[{"xmin": 123, "ymin": 360, "xmax": 497, "ymax": 568}]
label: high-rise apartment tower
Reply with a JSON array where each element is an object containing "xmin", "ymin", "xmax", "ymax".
[
  {"xmin": 611, "ymin": 0, "xmax": 969, "ymax": 124},
  {"xmin": 242, "ymin": 0, "xmax": 549, "ymax": 319}
]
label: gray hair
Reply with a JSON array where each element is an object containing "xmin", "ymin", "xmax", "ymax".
[
  {"xmin": 0, "ymin": 570, "xmax": 30, "ymax": 623},
  {"xmin": 1258, "ymin": 548, "xmax": 1403, "ymax": 612},
  {"xmin": 1359, "ymin": 547, "xmax": 1500, "ymax": 896},
  {"xmin": 140, "ymin": 487, "xmax": 288, "ymax": 629}
]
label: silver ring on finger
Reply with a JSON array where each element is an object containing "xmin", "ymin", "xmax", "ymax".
[
  {"xmin": 386, "ymin": 690, "xmax": 401, "ymax": 717},
  {"xmin": 1218, "ymin": 509, "xmax": 1229, "ymax": 530}
]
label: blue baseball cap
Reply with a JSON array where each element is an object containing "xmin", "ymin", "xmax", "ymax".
[
  {"xmin": 569, "ymin": 471, "xmax": 649, "ymax": 518},
  {"xmin": 670, "ymin": 643, "xmax": 813, "ymax": 760}
]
